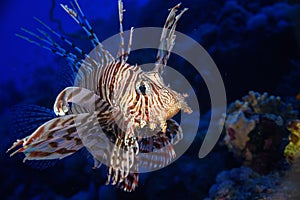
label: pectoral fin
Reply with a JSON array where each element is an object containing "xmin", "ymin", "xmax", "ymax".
[{"xmin": 7, "ymin": 113, "xmax": 91, "ymax": 161}]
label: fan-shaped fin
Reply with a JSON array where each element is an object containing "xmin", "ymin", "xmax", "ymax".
[{"xmin": 7, "ymin": 113, "xmax": 90, "ymax": 161}]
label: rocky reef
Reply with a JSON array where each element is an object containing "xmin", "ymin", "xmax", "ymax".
[
  {"xmin": 208, "ymin": 91, "xmax": 300, "ymax": 199},
  {"xmin": 207, "ymin": 159, "xmax": 300, "ymax": 200},
  {"xmin": 224, "ymin": 91, "xmax": 298, "ymax": 173},
  {"xmin": 205, "ymin": 167, "xmax": 281, "ymax": 200}
]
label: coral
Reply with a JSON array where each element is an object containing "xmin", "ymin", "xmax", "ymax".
[
  {"xmin": 224, "ymin": 91, "xmax": 298, "ymax": 173},
  {"xmin": 224, "ymin": 111, "xmax": 256, "ymax": 152},
  {"xmin": 227, "ymin": 91, "xmax": 297, "ymax": 118},
  {"xmin": 284, "ymin": 120, "xmax": 300, "ymax": 163}
]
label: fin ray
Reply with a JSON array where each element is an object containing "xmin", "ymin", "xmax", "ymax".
[{"xmin": 154, "ymin": 4, "xmax": 188, "ymax": 74}]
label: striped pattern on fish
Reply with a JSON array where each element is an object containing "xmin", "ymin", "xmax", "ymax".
[{"xmin": 7, "ymin": 0, "xmax": 191, "ymax": 192}]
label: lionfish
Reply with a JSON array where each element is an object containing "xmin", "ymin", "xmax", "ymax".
[{"xmin": 7, "ymin": 0, "xmax": 191, "ymax": 192}]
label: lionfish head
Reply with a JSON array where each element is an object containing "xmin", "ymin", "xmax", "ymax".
[{"xmin": 134, "ymin": 70, "xmax": 192, "ymax": 132}]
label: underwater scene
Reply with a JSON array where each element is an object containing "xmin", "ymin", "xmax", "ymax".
[{"xmin": 1, "ymin": 0, "xmax": 300, "ymax": 199}]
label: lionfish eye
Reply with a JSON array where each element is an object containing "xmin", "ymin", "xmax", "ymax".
[
  {"xmin": 136, "ymin": 81, "xmax": 150, "ymax": 95},
  {"xmin": 139, "ymin": 85, "xmax": 147, "ymax": 95}
]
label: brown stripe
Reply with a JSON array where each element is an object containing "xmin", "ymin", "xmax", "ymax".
[
  {"xmin": 74, "ymin": 138, "xmax": 82, "ymax": 145},
  {"xmin": 56, "ymin": 148, "xmax": 76, "ymax": 154},
  {"xmin": 61, "ymin": 117, "xmax": 75, "ymax": 126},
  {"xmin": 49, "ymin": 142, "xmax": 58, "ymax": 148},
  {"xmin": 80, "ymin": 90, "xmax": 94, "ymax": 102},
  {"xmin": 109, "ymin": 62, "xmax": 122, "ymax": 100},
  {"xmin": 69, "ymin": 87, "xmax": 82, "ymax": 99},
  {"xmin": 49, "ymin": 118, "xmax": 61, "ymax": 130},
  {"xmin": 29, "ymin": 151, "xmax": 52, "ymax": 158}
]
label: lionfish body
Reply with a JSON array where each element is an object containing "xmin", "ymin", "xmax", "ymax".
[{"xmin": 7, "ymin": 0, "xmax": 191, "ymax": 191}]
